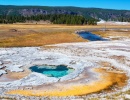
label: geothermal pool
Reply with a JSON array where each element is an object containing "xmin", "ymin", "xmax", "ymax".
[
  {"xmin": 77, "ymin": 31, "xmax": 107, "ymax": 41},
  {"xmin": 29, "ymin": 65, "xmax": 74, "ymax": 78},
  {"xmin": 0, "ymin": 39, "xmax": 130, "ymax": 99}
]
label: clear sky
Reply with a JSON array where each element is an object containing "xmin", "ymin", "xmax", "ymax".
[{"xmin": 0, "ymin": 0, "xmax": 130, "ymax": 10}]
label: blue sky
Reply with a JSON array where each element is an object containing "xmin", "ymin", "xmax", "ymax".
[{"xmin": 0, "ymin": 0, "xmax": 130, "ymax": 10}]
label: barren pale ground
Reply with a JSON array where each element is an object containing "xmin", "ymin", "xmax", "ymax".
[{"xmin": 0, "ymin": 24, "xmax": 130, "ymax": 100}]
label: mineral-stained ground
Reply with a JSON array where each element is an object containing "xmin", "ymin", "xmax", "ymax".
[{"xmin": 0, "ymin": 39, "xmax": 130, "ymax": 99}]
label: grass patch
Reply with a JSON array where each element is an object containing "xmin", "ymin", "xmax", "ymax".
[
  {"xmin": 0, "ymin": 24, "xmax": 88, "ymax": 47},
  {"xmin": 0, "ymin": 24, "xmax": 130, "ymax": 47},
  {"xmin": 93, "ymin": 30, "xmax": 130, "ymax": 39}
]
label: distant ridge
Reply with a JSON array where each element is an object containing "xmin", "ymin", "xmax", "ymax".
[{"xmin": 0, "ymin": 5, "xmax": 130, "ymax": 21}]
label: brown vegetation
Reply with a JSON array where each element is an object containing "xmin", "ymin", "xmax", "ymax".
[
  {"xmin": 0, "ymin": 24, "xmax": 88, "ymax": 47},
  {"xmin": 93, "ymin": 30, "xmax": 130, "ymax": 40},
  {"xmin": 0, "ymin": 24, "xmax": 130, "ymax": 47}
]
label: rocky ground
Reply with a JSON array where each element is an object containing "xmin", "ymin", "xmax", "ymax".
[{"xmin": 0, "ymin": 38, "xmax": 130, "ymax": 99}]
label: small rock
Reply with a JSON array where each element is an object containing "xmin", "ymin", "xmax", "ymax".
[
  {"xmin": 0, "ymin": 66, "xmax": 4, "ymax": 69},
  {"xmin": 9, "ymin": 29, "xmax": 18, "ymax": 32},
  {"xmin": 6, "ymin": 65, "xmax": 24, "ymax": 72},
  {"xmin": 0, "ymin": 70, "xmax": 7, "ymax": 76},
  {"xmin": 0, "ymin": 61, "xmax": 2, "ymax": 65},
  {"xmin": 125, "ymin": 94, "xmax": 130, "ymax": 99}
]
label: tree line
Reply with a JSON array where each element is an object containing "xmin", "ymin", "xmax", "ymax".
[{"xmin": 0, "ymin": 14, "xmax": 98, "ymax": 25}]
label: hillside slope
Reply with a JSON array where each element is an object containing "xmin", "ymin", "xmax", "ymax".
[{"xmin": 0, "ymin": 5, "xmax": 130, "ymax": 21}]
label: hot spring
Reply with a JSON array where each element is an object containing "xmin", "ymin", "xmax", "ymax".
[{"xmin": 29, "ymin": 65, "xmax": 74, "ymax": 78}]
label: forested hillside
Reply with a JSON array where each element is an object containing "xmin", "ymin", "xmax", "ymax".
[
  {"xmin": 0, "ymin": 14, "xmax": 98, "ymax": 25},
  {"xmin": 0, "ymin": 5, "xmax": 130, "ymax": 24}
]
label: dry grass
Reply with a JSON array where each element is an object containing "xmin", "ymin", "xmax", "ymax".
[
  {"xmin": 0, "ymin": 24, "xmax": 88, "ymax": 47},
  {"xmin": 1, "ymin": 24, "xmax": 130, "ymax": 29},
  {"xmin": 0, "ymin": 24, "xmax": 130, "ymax": 47},
  {"xmin": 93, "ymin": 30, "xmax": 130, "ymax": 39},
  {"xmin": 0, "ymin": 32, "xmax": 86, "ymax": 47},
  {"xmin": 7, "ymin": 68, "xmax": 127, "ymax": 97}
]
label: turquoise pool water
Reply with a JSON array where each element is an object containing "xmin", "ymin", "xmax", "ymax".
[{"xmin": 29, "ymin": 65, "xmax": 74, "ymax": 78}]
